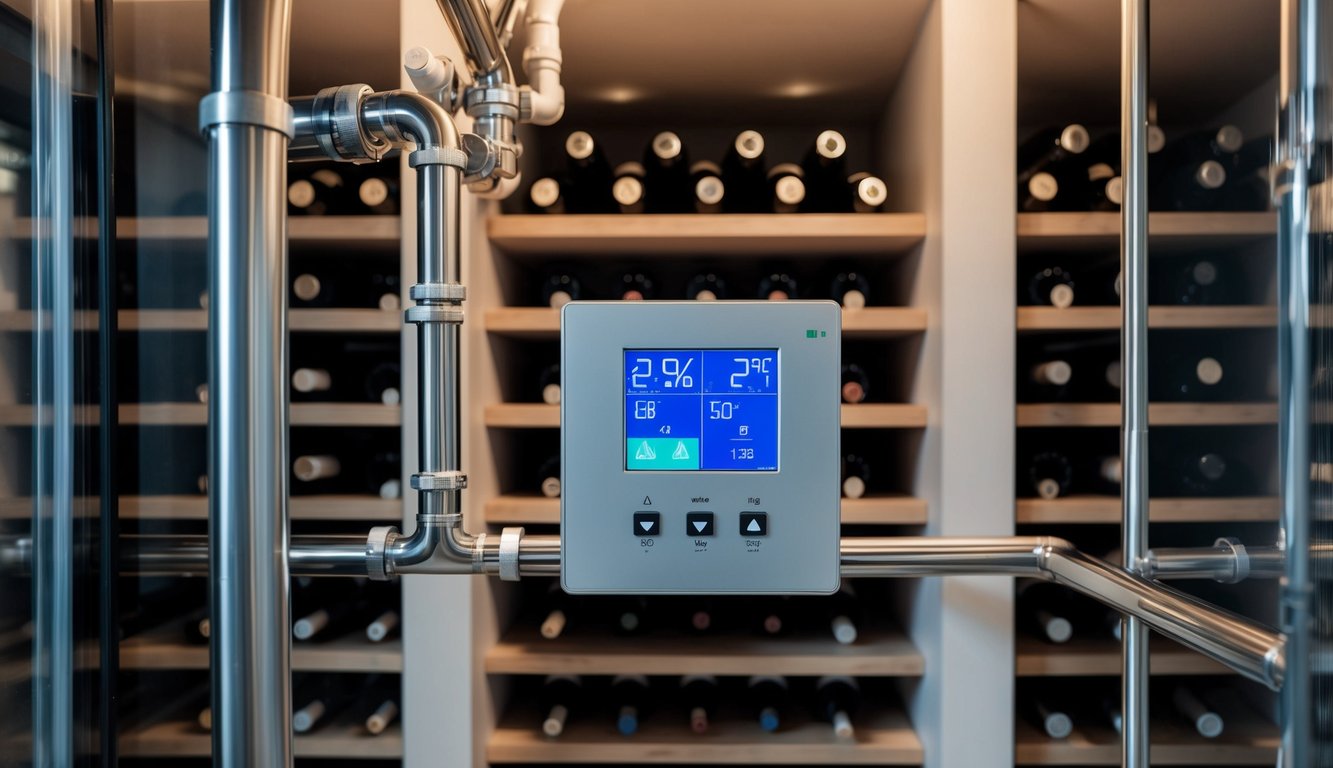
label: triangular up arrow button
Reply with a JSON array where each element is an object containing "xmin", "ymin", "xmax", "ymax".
[
  {"xmin": 643, "ymin": 496, "xmax": 652, "ymax": 506},
  {"xmin": 747, "ymin": 518, "xmax": 761, "ymax": 533}
]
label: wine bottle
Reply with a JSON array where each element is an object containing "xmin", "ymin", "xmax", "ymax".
[
  {"xmin": 1172, "ymin": 686, "xmax": 1223, "ymax": 738},
  {"xmin": 289, "ymin": 262, "xmax": 400, "ymax": 310},
  {"xmin": 364, "ymin": 697, "xmax": 399, "ymax": 736},
  {"xmin": 815, "ymin": 675, "xmax": 861, "ymax": 739},
  {"xmin": 617, "ymin": 272, "xmax": 655, "ymax": 301},
  {"xmin": 528, "ymin": 176, "xmax": 566, "ymax": 214},
  {"xmin": 1220, "ymin": 136, "xmax": 1275, "ymax": 212},
  {"xmin": 1103, "ymin": 697, "xmax": 1124, "ymax": 735},
  {"xmin": 829, "ymin": 270, "xmax": 871, "ymax": 309},
  {"xmin": 182, "ymin": 608, "xmax": 210, "ymax": 645},
  {"xmin": 1026, "ymin": 266, "xmax": 1076, "ymax": 308},
  {"xmin": 365, "ymin": 609, "xmax": 399, "ymax": 642},
  {"xmin": 1158, "ymin": 450, "xmax": 1235, "ymax": 496},
  {"xmin": 721, "ymin": 130, "xmax": 767, "ymax": 213},
  {"xmin": 292, "ymin": 676, "xmax": 360, "ymax": 733},
  {"xmin": 1016, "ymin": 578, "xmax": 1075, "ymax": 644},
  {"xmin": 827, "ymin": 582, "xmax": 861, "ymax": 644},
  {"xmin": 1029, "ymin": 696, "xmax": 1073, "ymax": 739},
  {"xmin": 1151, "ymin": 126, "xmax": 1243, "ymax": 211},
  {"xmin": 685, "ymin": 598, "xmax": 715, "ymax": 633},
  {"xmin": 293, "ymin": 454, "xmax": 341, "ymax": 483},
  {"xmin": 752, "ymin": 596, "xmax": 790, "ymax": 636},
  {"xmin": 366, "ymin": 451, "xmax": 402, "ymax": 500},
  {"xmin": 292, "ymin": 367, "xmax": 332, "ymax": 396},
  {"xmin": 643, "ymin": 131, "xmax": 691, "ymax": 213},
  {"xmin": 767, "ymin": 163, "xmax": 806, "ymax": 213},
  {"xmin": 841, "ymin": 453, "xmax": 870, "ymax": 499},
  {"xmin": 1153, "ymin": 347, "xmax": 1228, "ymax": 401},
  {"xmin": 690, "ymin": 160, "xmax": 726, "ymax": 214},
  {"xmin": 748, "ymin": 675, "xmax": 790, "ymax": 733},
  {"xmin": 679, "ymin": 674, "xmax": 719, "ymax": 734},
  {"xmin": 563, "ymin": 130, "xmax": 615, "ymax": 213},
  {"xmin": 542, "ymin": 272, "xmax": 582, "ymax": 308},
  {"xmin": 198, "ymin": 706, "xmax": 213, "ymax": 732},
  {"xmin": 358, "ymin": 175, "xmax": 399, "ymax": 215},
  {"xmin": 847, "ymin": 172, "xmax": 887, "ymax": 212},
  {"xmin": 1025, "ymin": 451, "xmax": 1073, "ymax": 499},
  {"xmin": 539, "ymin": 581, "xmax": 571, "ymax": 640},
  {"xmin": 1091, "ymin": 455, "xmax": 1122, "ymax": 495},
  {"xmin": 1152, "ymin": 257, "xmax": 1234, "ymax": 305},
  {"xmin": 611, "ymin": 674, "xmax": 651, "ymax": 736},
  {"xmin": 537, "ymin": 364, "xmax": 561, "ymax": 405},
  {"xmin": 537, "ymin": 455, "xmax": 561, "ymax": 499},
  {"xmin": 612, "ymin": 162, "xmax": 647, "ymax": 213},
  {"xmin": 365, "ymin": 362, "xmax": 401, "ymax": 405},
  {"xmin": 1016, "ymin": 124, "xmax": 1090, "ymax": 212},
  {"xmin": 540, "ymin": 674, "xmax": 584, "ymax": 737},
  {"xmin": 757, "ymin": 272, "xmax": 799, "ymax": 301},
  {"xmin": 841, "ymin": 363, "xmax": 870, "ymax": 404},
  {"xmin": 685, "ymin": 273, "xmax": 727, "ymax": 301},
  {"xmin": 1025, "ymin": 357, "xmax": 1073, "ymax": 399},
  {"xmin": 801, "ymin": 129, "xmax": 849, "ymax": 213},
  {"xmin": 288, "ymin": 167, "xmax": 348, "ymax": 216},
  {"xmin": 293, "ymin": 594, "xmax": 372, "ymax": 641},
  {"xmin": 614, "ymin": 596, "xmax": 650, "ymax": 635}
]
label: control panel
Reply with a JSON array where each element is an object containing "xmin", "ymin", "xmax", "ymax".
[{"xmin": 560, "ymin": 301, "xmax": 841, "ymax": 594}]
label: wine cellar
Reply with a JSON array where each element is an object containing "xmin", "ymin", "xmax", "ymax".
[{"xmin": 2, "ymin": 0, "xmax": 1330, "ymax": 767}]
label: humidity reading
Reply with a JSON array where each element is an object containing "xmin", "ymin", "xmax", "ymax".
[{"xmin": 624, "ymin": 349, "xmax": 779, "ymax": 471}]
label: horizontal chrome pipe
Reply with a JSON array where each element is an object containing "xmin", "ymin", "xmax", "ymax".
[
  {"xmin": 122, "ymin": 535, "xmax": 370, "ymax": 577},
  {"xmin": 1140, "ymin": 541, "xmax": 1286, "ymax": 582}
]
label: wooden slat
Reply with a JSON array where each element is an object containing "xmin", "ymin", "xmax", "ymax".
[
  {"xmin": 1016, "ymin": 211, "xmax": 1276, "ymax": 242},
  {"xmin": 119, "ymin": 718, "xmax": 401, "ymax": 758},
  {"xmin": 487, "ymin": 706, "xmax": 922, "ymax": 765},
  {"xmin": 1016, "ymin": 496, "xmax": 1278, "ymax": 524},
  {"xmin": 482, "ymin": 403, "xmax": 927, "ymax": 429},
  {"xmin": 116, "ymin": 309, "xmax": 400, "ymax": 333},
  {"xmin": 1016, "ymin": 402, "xmax": 1277, "ymax": 427},
  {"xmin": 487, "ymin": 213, "xmax": 927, "ymax": 255},
  {"xmin": 486, "ymin": 625, "xmax": 922, "ymax": 677},
  {"xmin": 120, "ymin": 494, "xmax": 401, "ymax": 521},
  {"xmin": 481, "ymin": 495, "xmax": 928, "ymax": 526},
  {"xmin": 1014, "ymin": 716, "xmax": 1277, "ymax": 765},
  {"xmin": 484, "ymin": 306, "xmax": 928, "ymax": 339},
  {"xmin": 104, "ymin": 402, "xmax": 400, "ymax": 427},
  {"xmin": 1015, "ymin": 634, "xmax": 1231, "ymax": 676},
  {"xmin": 1016, "ymin": 305, "xmax": 1276, "ymax": 331},
  {"xmin": 14, "ymin": 216, "xmax": 401, "ymax": 242},
  {"xmin": 121, "ymin": 630, "xmax": 402, "ymax": 672}
]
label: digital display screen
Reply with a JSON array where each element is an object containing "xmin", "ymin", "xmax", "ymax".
[{"xmin": 624, "ymin": 349, "xmax": 778, "ymax": 471}]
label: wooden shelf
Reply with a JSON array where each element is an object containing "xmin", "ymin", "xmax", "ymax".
[
  {"xmin": 1014, "ymin": 715, "xmax": 1277, "ymax": 765},
  {"xmin": 13, "ymin": 215, "xmax": 401, "ymax": 242},
  {"xmin": 122, "ymin": 630, "xmax": 402, "ymax": 672},
  {"xmin": 1016, "ymin": 495, "xmax": 1278, "ymax": 524},
  {"xmin": 487, "ymin": 213, "xmax": 927, "ymax": 255},
  {"xmin": 118, "ymin": 495, "xmax": 402, "ymax": 521},
  {"xmin": 1016, "ymin": 402, "xmax": 1277, "ymax": 427},
  {"xmin": 1016, "ymin": 212, "xmax": 1276, "ymax": 250},
  {"xmin": 485, "ymin": 625, "xmax": 923, "ymax": 677},
  {"xmin": 0, "ymin": 309, "xmax": 401, "ymax": 333},
  {"xmin": 1016, "ymin": 634, "xmax": 1232, "ymax": 676},
  {"xmin": 487, "ymin": 705, "xmax": 922, "ymax": 765},
  {"xmin": 0, "ymin": 402, "xmax": 398, "ymax": 427},
  {"xmin": 119, "ymin": 717, "xmax": 401, "ymax": 758},
  {"xmin": 483, "ymin": 494, "xmax": 927, "ymax": 526},
  {"xmin": 484, "ymin": 306, "xmax": 928, "ymax": 339},
  {"xmin": 482, "ymin": 403, "xmax": 927, "ymax": 429},
  {"xmin": 1016, "ymin": 306, "xmax": 1275, "ymax": 331}
]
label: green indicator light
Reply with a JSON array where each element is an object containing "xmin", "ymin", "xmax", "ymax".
[
  {"xmin": 806, "ymin": 329, "xmax": 817, "ymax": 338},
  {"xmin": 821, "ymin": 331, "xmax": 827, "ymax": 337}
]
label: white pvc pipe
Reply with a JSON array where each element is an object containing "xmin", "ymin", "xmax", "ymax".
[{"xmin": 521, "ymin": 0, "xmax": 565, "ymax": 125}]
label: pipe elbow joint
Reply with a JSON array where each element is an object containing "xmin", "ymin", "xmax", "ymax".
[
  {"xmin": 521, "ymin": 84, "xmax": 565, "ymax": 126},
  {"xmin": 361, "ymin": 90, "xmax": 462, "ymax": 154}
]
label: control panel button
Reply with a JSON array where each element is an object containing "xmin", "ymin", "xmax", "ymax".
[
  {"xmin": 633, "ymin": 512, "xmax": 660, "ymax": 536},
  {"xmin": 739, "ymin": 512, "xmax": 768, "ymax": 536},
  {"xmin": 685, "ymin": 512, "xmax": 715, "ymax": 536}
]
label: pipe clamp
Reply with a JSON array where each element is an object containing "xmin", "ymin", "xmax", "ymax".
[
  {"xmin": 405, "ymin": 306, "xmax": 465, "ymax": 324},
  {"xmin": 411, "ymin": 471, "xmax": 468, "ymax": 491},
  {"xmin": 411, "ymin": 283, "xmax": 467, "ymax": 302},
  {"xmin": 409, "ymin": 146, "xmax": 468, "ymax": 168},
  {"xmin": 499, "ymin": 527, "xmax": 525, "ymax": 581},
  {"xmin": 366, "ymin": 526, "xmax": 397, "ymax": 581},
  {"xmin": 1213, "ymin": 537, "xmax": 1250, "ymax": 583},
  {"xmin": 199, "ymin": 90, "xmax": 296, "ymax": 138}
]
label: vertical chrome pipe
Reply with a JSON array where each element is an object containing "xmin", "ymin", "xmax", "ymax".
[
  {"xmin": 1277, "ymin": 0, "xmax": 1317, "ymax": 763},
  {"xmin": 1119, "ymin": 0, "xmax": 1151, "ymax": 765},
  {"xmin": 435, "ymin": 0, "xmax": 512, "ymax": 82},
  {"xmin": 202, "ymin": 0, "xmax": 294, "ymax": 765}
]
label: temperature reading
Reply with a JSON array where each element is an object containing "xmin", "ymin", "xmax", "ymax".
[{"xmin": 630, "ymin": 358, "xmax": 651, "ymax": 389}]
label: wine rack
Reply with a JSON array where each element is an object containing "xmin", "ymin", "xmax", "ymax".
[{"xmin": 1012, "ymin": 2, "xmax": 1283, "ymax": 763}]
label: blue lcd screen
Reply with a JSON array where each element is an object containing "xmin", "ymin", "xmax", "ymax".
[{"xmin": 624, "ymin": 349, "xmax": 778, "ymax": 471}]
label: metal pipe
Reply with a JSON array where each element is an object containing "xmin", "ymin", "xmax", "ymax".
[
  {"xmin": 1119, "ymin": 0, "xmax": 1152, "ymax": 763},
  {"xmin": 1140, "ymin": 541, "xmax": 1289, "ymax": 582},
  {"xmin": 202, "ymin": 0, "xmax": 294, "ymax": 764},
  {"xmin": 435, "ymin": 0, "xmax": 512, "ymax": 83}
]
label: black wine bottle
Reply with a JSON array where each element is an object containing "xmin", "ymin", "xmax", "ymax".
[
  {"xmin": 539, "ymin": 581, "xmax": 571, "ymax": 639},
  {"xmin": 1152, "ymin": 347, "xmax": 1229, "ymax": 401},
  {"xmin": 1220, "ymin": 136, "xmax": 1274, "ymax": 212},
  {"xmin": 563, "ymin": 130, "xmax": 615, "ymax": 213},
  {"xmin": 690, "ymin": 160, "xmax": 726, "ymax": 213},
  {"xmin": 614, "ymin": 596, "xmax": 650, "ymax": 635},
  {"xmin": 847, "ymin": 172, "xmax": 887, "ymax": 212},
  {"xmin": 1026, "ymin": 266, "xmax": 1076, "ymax": 308},
  {"xmin": 365, "ymin": 609, "xmax": 399, "ymax": 642},
  {"xmin": 830, "ymin": 270, "xmax": 871, "ymax": 309},
  {"xmin": 1016, "ymin": 124, "xmax": 1091, "ymax": 212},
  {"xmin": 801, "ymin": 130, "xmax": 850, "ymax": 213},
  {"xmin": 1172, "ymin": 686, "xmax": 1224, "ymax": 738},
  {"xmin": 1103, "ymin": 697, "xmax": 1123, "ymax": 735},
  {"xmin": 685, "ymin": 273, "xmax": 727, "ymax": 301},
  {"xmin": 643, "ymin": 131, "xmax": 691, "ymax": 213},
  {"xmin": 293, "ymin": 593, "xmax": 372, "ymax": 641},
  {"xmin": 611, "ymin": 162, "xmax": 647, "ymax": 213},
  {"xmin": 679, "ymin": 674, "xmax": 719, "ymax": 734},
  {"xmin": 540, "ymin": 674, "xmax": 584, "ymax": 737},
  {"xmin": 292, "ymin": 675, "xmax": 365, "ymax": 733},
  {"xmin": 767, "ymin": 163, "xmax": 806, "ymax": 213},
  {"xmin": 1024, "ymin": 357, "xmax": 1073, "ymax": 400},
  {"xmin": 841, "ymin": 453, "xmax": 870, "ymax": 499},
  {"xmin": 815, "ymin": 675, "xmax": 861, "ymax": 739},
  {"xmin": 612, "ymin": 674, "xmax": 651, "ymax": 736},
  {"xmin": 363, "ymin": 695, "xmax": 399, "ymax": 736},
  {"xmin": 757, "ymin": 272, "xmax": 799, "ymax": 301},
  {"xmin": 289, "ymin": 167, "xmax": 349, "ymax": 216},
  {"xmin": 1028, "ymin": 696, "xmax": 1074, "ymax": 739},
  {"xmin": 538, "ymin": 364, "xmax": 561, "ymax": 405},
  {"xmin": 827, "ymin": 582, "xmax": 861, "ymax": 644},
  {"xmin": 1025, "ymin": 451, "xmax": 1073, "ymax": 499},
  {"xmin": 358, "ymin": 175, "xmax": 399, "ymax": 215},
  {"xmin": 617, "ymin": 272, "xmax": 655, "ymax": 301},
  {"xmin": 527, "ymin": 176, "xmax": 566, "ymax": 214},
  {"xmin": 753, "ymin": 596, "xmax": 791, "ymax": 636},
  {"xmin": 1016, "ymin": 578, "xmax": 1075, "ymax": 644},
  {"xmin": 1151, "ymin": 257, "xmax": 1234, "ymax": 305},
  {"xmin": 1157, "ymin": 450, "xmax": 1236, "ymax": 496},
  {"xmin": 748, "ymin": 675, "xmax": 790, "ymax": 733},
  {"xmin": 1151, "ymin": 126, "xmax": 1243, "ymax": 211},
  {"xmin": 721, "ymin": 130, "xmax": 767, "ymax": 213},
  {"xmin": 841, "ymin": 363, "xmax": 870, "ymax": 404},
  {"xmin": 542, "ymin": 272, "xmax": 582, "ymax": 308},
  {"xmin": 537, "ymin": 455, "xmax": 561, "ymax": 499}
]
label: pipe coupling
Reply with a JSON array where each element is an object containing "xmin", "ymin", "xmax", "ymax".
[
  {"xmin": 1213, "ymin": 537, "xmax": 1250, "ymax": 584},
  {"xmin": 409, "ymin": 146, "xmax": 468, "ymax": 169},
  {"xmin": 499, "ymin": 527, "xmax": 525, "ymax": 581},
  {"xmin": 299, "ymin": 85, "xmax": 391, "ymax": 163},
  {"xmin": 411, "ymin": 471, "xmax": 468, "ymax": 491},
  {"xmin": 366, "ymin": 526, "xmax": 398, "ymax": 581},
  {"xmin": 411, "ymin": 283, "xmax": 467, "ymax": 302},
  {"xmin": 405, "ymin": 306, "xmax": 465, "ymax": 325},
  {"xmin": 473, "ymin": 532, "xmax": 488, "ymax": 572},
  {"xmin": 464, "ymin": 84, "xmax": 521, "ymax": 121}
]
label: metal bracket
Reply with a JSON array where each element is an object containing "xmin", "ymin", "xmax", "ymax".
[
  {"xmin": 366, "ymin": 526, "xmax": 397, "ymax": 581},
  {"xmin": 499, "ymin": 527, "xmax": 524, "ymax": 581},
  {"xmin": 1213, "ymin": 537, "xmax": 1251, "ymax": 584},
  {"xmin": 199, "ymin": 90, "xmax": 296, "ymax": 138},
  {"xmin": 411, "ymin": 471, "xmax": 468, "ymax": 491}
]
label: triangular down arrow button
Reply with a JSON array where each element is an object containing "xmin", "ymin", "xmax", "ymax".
[
  {"xmin": 640, "ymin": 521, "xmax": 654, "ymax": 532},
  {"xmin": 693, "ymin": 521, "xmax": 707, "ymax": 532}
]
